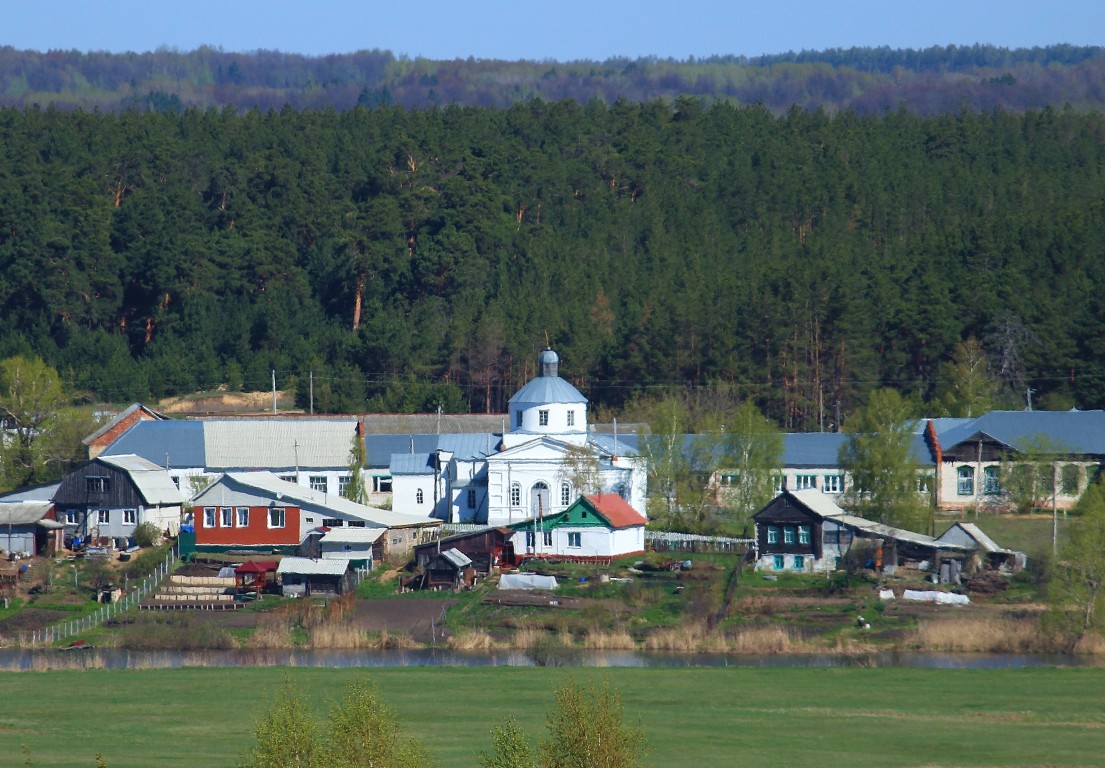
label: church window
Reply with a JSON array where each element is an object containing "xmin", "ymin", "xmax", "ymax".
[
  {"xmin": 515, "ymin": 411, "xmax": 523, "ymax": 429},
  {"xmin": 510, "ymin": 482, "xmax": 521, "ymax": 507},
  {"xmin": 539, "ymin": 409, "xmax": 549, "ymax": 426},
  {"xmin": 561, "ymin": 482, "xmax": 571, "ymax": 506},
  {"xmin": 567, "ymin": 410, "xmax": 575, "ymax": 427},
  {"xmin": 416, "ymin": 489, "xmax": 424, "ymax": 504}
]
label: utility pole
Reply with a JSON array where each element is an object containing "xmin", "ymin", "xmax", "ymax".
[
  {"xmin": 271, "ymin": 370, "xmax": 277, "ymax": 415},
  {"xmin": 309, "ymin": 371, "xmax": 314, "ymax": 415}
]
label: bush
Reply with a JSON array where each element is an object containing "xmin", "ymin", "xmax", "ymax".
[{"xmin": 134, "ymin": 521, "xmax": 161, "ymax": 548}]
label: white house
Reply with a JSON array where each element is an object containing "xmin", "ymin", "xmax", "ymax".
[{"xmin": 507, "ymin": 493, "xmax": 648, "ymax": 561}]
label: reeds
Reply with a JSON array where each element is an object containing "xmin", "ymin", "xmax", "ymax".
[{"xmin": 906, "ymin": 615, "xmax": 1043, "ymax": 653}]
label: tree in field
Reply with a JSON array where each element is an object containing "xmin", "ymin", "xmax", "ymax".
[
  {"xmin": 241, "ymin": 679, "xmax": 318, "ymax": 768},
  {"xmin": 319, "ymin": 680, "xmax": 433, "ymax": 768},
  {"xmin": 481, "ymin": 678, "xmax": 645, "ymax": 768},
  {"xmin": 839, "ymin": 389, "xmax": 928, "ymax": 532},
  {"xmin": 1046, "ymin": 477, "xmax": 1105, "ymax": 651},
  {"xmin": 241, "ymin": 677, "xmax": 432, "ymax": 768}
]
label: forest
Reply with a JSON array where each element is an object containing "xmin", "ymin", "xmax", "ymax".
[
  {"xmin": 2, "ymin": 44, "xmax": 1105, "ymax": 116},
  {"xmin": 1, "ymin": 98, "xmax": 1104, "ymax": 428}
]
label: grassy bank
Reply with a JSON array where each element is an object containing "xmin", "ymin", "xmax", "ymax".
[{"xmin": 3, "ymin": 666, "xmax": 1104, "ymax": 767}]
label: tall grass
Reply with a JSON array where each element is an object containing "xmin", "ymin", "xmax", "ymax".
[{"xmin": 905, "ymin": 615, "xmax": 1044, "ymax": 653}]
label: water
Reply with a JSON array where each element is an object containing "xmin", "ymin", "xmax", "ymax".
[{"xmin": 0, "ymin": 646, "xmax": 1099, "ymax": 671}]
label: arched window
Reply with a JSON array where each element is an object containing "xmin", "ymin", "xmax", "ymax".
[
  {"xmin": 560, "ymin": 482, "xmax": 572, "ymax": 506},
  {"xmin": 510, "ymin": 482, "xmax": 521, "ymax": 507},
  {"xmin": 416, "ymin": 488, "xmax": 424, "ymax": 504}
]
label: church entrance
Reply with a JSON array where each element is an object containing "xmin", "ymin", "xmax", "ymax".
[{"xmin": 530, "ymin": 481, "xmax": 550, "ymax": 519}]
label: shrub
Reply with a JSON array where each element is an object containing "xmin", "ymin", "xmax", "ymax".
[{"xmin": 133, "ymin": 521, "xmax": 161, "ymax": 548}]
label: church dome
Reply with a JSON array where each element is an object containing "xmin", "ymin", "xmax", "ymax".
[{"xmin": 509, "ymin": 348, "xmax": 586, "ymax": 406}]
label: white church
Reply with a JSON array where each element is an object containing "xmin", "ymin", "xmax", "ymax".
[{"xmin": 381, "ymin": 349, "xmax": 647, "ymax": 525}]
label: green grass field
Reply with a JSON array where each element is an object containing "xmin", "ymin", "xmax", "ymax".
[{"xmin": 2, "ymin": 665, "xmax": 1103, "ymax": 767}]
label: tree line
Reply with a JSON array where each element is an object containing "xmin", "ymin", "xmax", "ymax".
[
  {"xmin": 3, "ymin": 44, "xmax": 1105, "ymax": 115},
  {"xmin": 2, "ymin": 102, "xmax": 1104, "ymax": 425}
]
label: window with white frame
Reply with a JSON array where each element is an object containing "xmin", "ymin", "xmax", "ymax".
[
  {"xmin": 322, "ymin": 518, "xmax": 341, "ymax": 528},
  {"xmin": 86, "ymin": 477, "xmax": 110, "ymax": 494},
  {"xmin": 416, "ymin": 489, "xmax": 424, "ymax": 504},
  {"xmin": 798, "ymin": 525, "xmax": 810, "ymax": 545},
  {"xmin": 268, "ymin": 507, "xmax": 285, "ymax": 528},
  {"xmin": 822, "ymin": 474, "xmax": 843, "ymax": 493},
  {"xmin": 917, "ymin": 473, "xmax": 933, "ymax": 493},
  {"xmin": 279, "ymin": 474, "xmax": 296, "ymax": 483},
  {"xmin": 543, "ymin": 530, "xmax": 553, "ymax": 547},
  {"xmin": 97, "ymin": 510, "xmax": 109, "ymax": 524},
  {"xmin": 66, "ymin": 509, "xmax": 78, "ymax": 524},
  {"xmin": 766, "ymin": 525, "xmax": 779, "ymax": 544},
  {"xmin": 538, "ymin": 409, "xmax": 549, "ymax": 426},
  {"xmin": 783, "ymin": 526, "xmax": 795, "ymax": 544},
  {"xmin": 567, "ymin": 532, "xmax": 582, "ymax": 548},
  {"xmin": 221, "ymin": 507, "xmax": 233, "ymax": 527},
  {"xmin": 957, "ymin": 466, "xmax": 975, "ymax": 496},
  {"xmin": 793, "ymin": 474, "xmax": 816, "ymax": 490},
  {"xmin": 567, "ymin": 410, "xmax": 575, "ymax": 427},
  {"xmin": 310, "ymin": 476, "xmax": 327, "ymax": 493},
  {"xmin": 204, "ymin": 507, "xmax": 216, "ymax": 527},
  {"xmin": 123, "ymin": 509, "xmax": 136, "ymax": 525},
  {"xmin": 560, "ymin": 482, "xmax": 571, "ymax": 506},
  {"xmin": 373, "ymin": 475, "xmax": 393, "ymax": 493},
  {"xmin": 467, "ymin": 489, "xmax": 477, "ymax": 508},
  {"xmin": 772, "ymin": 474, "xmax": 784, "ymax": 493},
  {"xmin": 338, "ymin": 476, "xmax": 350, "ymax": 496},
  {"xmin": 510, "ymin": 482, "xmax": 521, "ymax": 507},
  {"xmin": 236, "ymin": 507, "xmax": 249, "ymax": 527}
]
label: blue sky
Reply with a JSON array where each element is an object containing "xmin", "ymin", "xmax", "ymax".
[{"xmin": 5, "ymin": 1, "xmax": 1102, "ymax": 60}]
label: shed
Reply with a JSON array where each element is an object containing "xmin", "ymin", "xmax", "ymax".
[
  {"xmin": 0, "ymin": 502, "xmax": 59, "ymax": 557},
  {"xmin": 318, "ymin": 527, "xmax": 384, "ymax": 568},
  {"xmin": 277, "ymin": 557, "xmax": 350, "ymax": 597},
  {"xmin": 422, "ymin": 547, "xmax": 474, "ymax": 590},
  {"xmin": 413, "ymin": 527, "xmax": 514, "ymax": 573}
]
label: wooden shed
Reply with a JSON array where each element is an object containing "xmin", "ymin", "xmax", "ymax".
[
  {"xmin": 413, "ymin": 527, "xmax": 514, "ymax": 574},
  {"xmin": 421, "ymin": 548, "xmax": 474, "ymax": 591},
  {"xmin": 277, "ymin": 557, "xmax": 351, "ymax": 597}
]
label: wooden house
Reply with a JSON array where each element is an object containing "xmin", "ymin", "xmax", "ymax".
[
  {"xmin": 53, "ymin": 454, "xmax": 184, "ymax": 547},
  {"xmin": 412, "ymin": 527, "xmax": 515, "ymax": 573},
  {"xmin": 421, "ymin": 548, "xmax": 474, "ymax": 590}
]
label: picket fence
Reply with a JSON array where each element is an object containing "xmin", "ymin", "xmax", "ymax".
[{"xmin": 23, "ymin": 545, "xmax": 178, "ymax": 647}]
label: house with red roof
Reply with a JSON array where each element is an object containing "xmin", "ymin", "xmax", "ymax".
[{"xmin": 507, "ymin": 493, "xmax": 647, "ymax": 562}]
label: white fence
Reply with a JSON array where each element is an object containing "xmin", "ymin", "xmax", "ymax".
[{"xmin": 23, "ymin": 545, "xmax": 178, "ymax": 647}]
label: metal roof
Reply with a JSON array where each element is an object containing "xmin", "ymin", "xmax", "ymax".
[
  {"xmin": 365, "ymin": 433, "xmax": 500, "ymax": 468},
  {"xmin": 438, "ymin": 548, "xmax": 473, "ymax": 568},
  {"xmin": 938, "ymin": 522, "xmax": 1014, "ymax": 554},
  {"xmin": 783, "ymin": 433, "xmax": 850, "ymax": 467},
  {"xmin": 277, "ymin": 557, "xmax": 348, "ymax": 576},
  {"xmin": 98, "ymin": 454, "xmax": 185, "ymax": 505},
  {"xmin": 936, "ymin": 410, "xmax": 1105, "ymax": 455},
  {"xmin": 508, "ymin": 376, "xmax": 587, "ymax": 405},
  {"xmin": 203, "ymin": 419, "xmax": 359, "ymax": 469},
  {"xmin": 82, "ymin": 403, "xmax": 166, "ymax": 446},
  {"xmin": 0, "ymin": 482, "xmax": 59, "ymax": 503},
  {"xmin": 588, "ymin": 434, "xmax": 639, "ymax": 458},
  {"xmin": 831, "ymin": 514, "xmax": 973, "ymax": 551},
  {"xmin": 320, "ymin": 528, "xmax": 386, "ymax": 544},
  {"xmin": 101, "ymin": 420, "xmax": 206, "ymax": 468},
  {"xmin": 0, "ymin": 501, "xmax": 52, "ymax": 525},
  {"xmin": 390, "ymin": 453, "xmax": 433, "ymax": 476},
  {"xmin": 786, "ymin": 488, "xmax": 849, "ymax": 519}
]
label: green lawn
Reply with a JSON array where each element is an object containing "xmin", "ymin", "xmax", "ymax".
[{"xmin": 2, "ymin": 666, "xmax": 1103, "ymax": 767}]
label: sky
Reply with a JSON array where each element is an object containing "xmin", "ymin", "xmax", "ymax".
[{"xmin": 4, "ymin": 1, "xmax": 1102, "ymax": 61}]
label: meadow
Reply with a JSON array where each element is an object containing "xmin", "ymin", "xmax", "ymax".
[{"xmin": 2, "ymin": 665, "xmax": 1103, "ymax": 767}]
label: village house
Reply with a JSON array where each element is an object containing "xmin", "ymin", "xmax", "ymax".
[
  {"xmin": 752, "ymin": 488, "xmax": 1020, "ymax": 576},
  {"xmin": 186, "ymin": 471, "xmax": 439, "ymax": 562},
  {"xmin": 53, "ymin": 454, "xmax": 184, "ymax": 547},
  {"xmin": 506, "ymin": 493, "xmax": 648, "ymax": 563}
]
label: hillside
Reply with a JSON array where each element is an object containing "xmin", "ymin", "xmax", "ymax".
[
  {"xmin": 2, "ymin": 102, "xmax": 1105, "ymax": 424},
  {"xmin": 2, "ymin": 44, "xmax": 1105, "ymax": 115}
]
